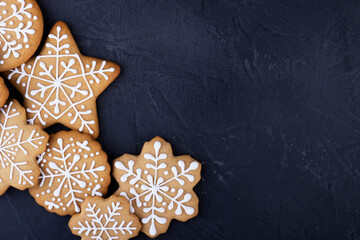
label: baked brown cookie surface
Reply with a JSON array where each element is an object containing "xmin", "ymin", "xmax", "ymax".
[
  {"xmin": 0, "ymin": 77, "xmax": 9, "ymax": 107},
  {"xmin": 0, "ymin": 0, "xmax": 43, "ymax": 71},
  {"xmin": 69, "ymin": 196, "xmax": 142, "ymax": 240},
  {"xmin": 5, "ymin": 21, "xmax": 120, "ymax": 138},
  {"xmin": 0, "ymin": 99, "xmax": 48, "ymax": 195},
  {"xmin": 113, "ymin": 136, "xmax": 202, "ymax": 237},
  {"xmin": 29, "ymin": 130, "xmax": 111, "ymax": 216}
]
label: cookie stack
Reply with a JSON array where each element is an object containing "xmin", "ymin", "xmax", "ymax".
[{"xmin": 0, "ymin": 0, "xmax": 202, "ymax": 239}]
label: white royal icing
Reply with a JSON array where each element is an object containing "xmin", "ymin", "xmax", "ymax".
[
  {"xmin": 0, "ymin": 100, "xmax": 45, "ymax": 186},
  {"xmin": 73, "ymin": 201, "xmax": 138, "ymax": 239},
  {"xmin": 0, "ymin": 0, "xmax": 37, "ymax": 63},
  {"xmin": 115, "ymin": 141, "xmax": 199, "ymax": 236},
  {"xmin": 35, "ymin": 135, "xmax": 107, "ymax": 213},
  {"xmin": 8, "ymin": 25, "xmax": 115, "ymax": 134}
]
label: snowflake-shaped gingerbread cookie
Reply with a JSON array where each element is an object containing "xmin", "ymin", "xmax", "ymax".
[
  {"xmin": 0, "ymin": 99, "xmax": 48, "ymax": 195},
  {"xmin": 29, "ymin": 130, "xmax": 111, "ymax": 216},
  {"xmin": 113, "ymin": 136, "xmax": 202, "ymax": 237},
  {"xmin": 0, "ymin": 77, "xmax": 9, "ymax": 107},
  {"xmin": 5, "ymin": 21, "xmax": 121, "ymax": 138},
  {"xmin": 69, "ymin": 196, "xmax": 141, "ymax": 240},
  {"xmin": 0, "ymin": 0, "xmax": 43, "ymax": 71}
]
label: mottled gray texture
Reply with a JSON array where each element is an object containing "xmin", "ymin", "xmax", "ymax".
[{"xmin": 1, "ymin": 0, "xmax": 359, "ymax": 239}]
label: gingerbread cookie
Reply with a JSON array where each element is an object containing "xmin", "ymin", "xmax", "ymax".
[
  {"xmin": 0, "ymin": 99, "xmax": 48, "ymax": 195},
  {"xmin": 0, "ymin": 77, "xmax": 9, "ymax": 107},
  {"xmin": 29, "ymin": 130, "xmax": 111, "ymax": 216},
  {"xmin": 69, "ymin": 196, "xmax": 142, "ymax": 240},
  {"xmin": 5, "ymin": 21, "xmax": 120, "ymax": 138},
  {"xmin": 0, "ymin": 0, "xmax": 43, "ymax": 71},
  {"xmin": 113, "ymin": 136, "xmax": 202, "ymax": 237}
]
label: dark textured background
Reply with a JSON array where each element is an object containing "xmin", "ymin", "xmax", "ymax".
[{"xmin": 1, "ymin": 0, "xmax": 360, "ymax": 239}]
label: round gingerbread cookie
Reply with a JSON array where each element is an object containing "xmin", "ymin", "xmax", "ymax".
[
  {"xmin": 69, "ymin": 196, "xmax": 142, "ymax": 240},
  {"xmin": 0, "ymin": 99, "xmax": 49, "ymax": 195},
  {"xmin": 113, "ymin": 136, "xmax": 202, "ymax": 238},
  {"xmin": 0, "ymin": 0, "xmax": 43, "ymax": 71},
  {"xmin": 0, "ymin": 77, "xmax": 9, "ymax": 107},
  {"xmin": 4, "ymin": 21, "xmax": 120, "ymax": 138},
  {"xmin": 29, "ymin": 130, "xmax": 111, "ymax": 216}
]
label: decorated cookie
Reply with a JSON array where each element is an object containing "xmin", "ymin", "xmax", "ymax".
[
  {"xmin": 0, "ymin": 0, "xmax": 43, "ymax": 71},
  {"xmin": 0, "ymin": 99, "xmax": 48, "ymax": 195},
  {"xmin": 113, "ymin": 136, "xmax": 202, "ymax": 237},
  {"xmin": 0, "ymin": 77, "xmax": 9, "ymax": 107},
  {"xmin": 4, "ymin": 21, "xmax": 121, "ymax": 138},
  {"xmin": 69, "ymin": 196, "xmax": 142, "ymax": 240},
  {"xmin": 29, "ymin": 130, "xmax": 111, "ymax": 216}
]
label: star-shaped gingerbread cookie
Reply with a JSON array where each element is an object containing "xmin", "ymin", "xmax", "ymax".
[{"xmin": 4, "ymin": 21, "xmax": 121, "ymax": 138}]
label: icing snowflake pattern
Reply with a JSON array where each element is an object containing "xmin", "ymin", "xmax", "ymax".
[
  {"xmin": 0, "ymin": 100, "xmax": 48, "ymax": 195},
  {"xmin": 6, "ymin": 21, "xmax": 120, "ymax": 138},
  {"xmin": 113, "ymin": 137, "xmax": 201, "ymax": 237},
  {"xmin": 70, "ymin": 196, "xmax": 141, "ymax": 240},
  {"xmin": 29, "ymin": 131, "xmax": 111, "ymax": 215},
  {"xmin": 0, "ymin": 0, "xmax": 42, "ymax": 71}
]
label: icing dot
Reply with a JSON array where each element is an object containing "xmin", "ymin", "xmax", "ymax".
[
  {"xmin": 90, "ymin": 80, "xmax": 94, "ymax": 84},
  {"xmin": 84, "ymin": 154, "xmax": 88, "ymax": 158},
  {"xmin": 100, "ymin": 178, "xmax": 104, "ymax": 182},
  {"xmin": 22, "ymin": 181, "xmax": 26, "ymax": 185},
  {"xmin": 25, "ymin": 44, "xmax": 29, "ymax": 48},
  {"xmin": 171, "ymin": 188, "xmax": 176, "ymax": 192},
  {"xmin": 162, "ymin": 202, "xmax": 166, "ymax": 206},
  {"xmin": 40, "ymin": 164, "xmax": 44, "ymax": 167},
  {"xmin": 95, "ymin": 179, "xmax": 98, "ymax": 183},
  {"xmin": 89, "ymin": 183, "xmax": 93, "ymax": 186},
  {"xmin": 87, "ymin": 188, "xmax": 91, "ymax": 191},
  {"xmin": 46, "ymin": 189, "xmax": 51, "ymax": 193},
  {"xmin": 52, "ymin": 198, "xmax": 55, "ymax": 201},
  {"xmin": 57, "ymin": 178, "xmax": 61, "ymax": 182},
  {"xmin": 90, "ymin": 153, "xmax": 94, "ymax": 157},
  {"xmin": 6, "ymin": 35, "xmax": 10, "ymax": 39},
  {"xmin": 44, "ymin": 114, "xmax": 48, "ymax": 118},
  {"xmin": 2, "ymin": 10, "xmax": 7, "ymax": 14},
  {"xmin": 64, "ymin": 184, "xmax": 68, "ymax": 188},
  {"xmin": 30, "ymin": 176, "xmax": 34, "ymax": 180},
  {"xmin": 143, "ymin": 203, "xmax": 147, "ymax": 206},
  {"xmin": 144, "ymin": 170, "xmax": 149, "ymax": 174},
  {"xmin": 71, "ymin": 143, "xmax": 75, "ymax": 147},
  {"xmin": 63, "ymin": 208, "xmax": 66, "ymax": 210},
  {"xmin": 78, "ymin": 149, "xmax": 82, "ymax": 153},
  {"xmin": 9, "ymin": 21, "xmax": 13, "ymax": 25},
  {"xmin": 164, "ymin": 171, "xmax": 169, "ymax": 175},
  {"xmin": 77, "ymin": 175, "xmax": 80, "ymax": 178},
  {"xmin": 36, "ymin": 194, "xmax": 39, "ymax": 197},
  {"xmin": 72, "ymin": 182, "xmax": 76, "ymax": 186},
  {"xmin": 135, "ymin": 184, "xmax": 139, "ymax": 188},
  {"xmin": 27, "ymin": 65, "xmax": 32, "ymax": 69},
  {"xmin": 33, "ymin": 16, "xmax": 38, "ymax": 20},
  {"xmin": 86, "ymin": 64, "xmax": 90, "ymax": 68},
  {"xmin": 48, "ymin": 51, "xmax": 52, "ymax": 54},
  {"xmin": 73, "ymin": 149, "xmax": 76, "ymax": 152},
  {"xmin": 70, "ymin": 138, "xmax": 74, "ymax": 141},
  {"xmin": 57, "ymin": 198, "xmax": 61, "ymax": 202},
  {"xmin": 65, "ymin": 50, "xmax": 70, "ymax": 54},
  {"xmin": 68, "ymin": 112, "xmax": 72, "ymax": 117},
  {"xmin": 60, "ymin": 203, "xmax": 63, "ymax": 206},
  {"xmin": 84, "ymin": 194, "xmax": 88, "ymax": 197},
  {"xmin": 22, "ymin": 83, "xmax": 26, "ymax": 87},
  {"xmin": 75, "ymin": 167, "xmax": 79, "ymax": 170},
  {"xmin": 41, "ymin": 192, "xmax": 45, "ymax": 195},
  {"xmin": 96, "ymin": 152, "xmax": 99, "ymax": 156},
  {"xmin": 0, "ymin": 60, "xmax": 4, "ymax": 64}
]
